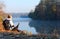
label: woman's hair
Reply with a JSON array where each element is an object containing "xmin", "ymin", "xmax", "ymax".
[{"xmin": 7, "ymin": 15, "xmax": 12, "ymax": 18}]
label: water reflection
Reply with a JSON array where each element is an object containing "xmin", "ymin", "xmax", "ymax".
[{"xmin": 29, "ymin": 20, "xmax": 60, "ymax": 34}]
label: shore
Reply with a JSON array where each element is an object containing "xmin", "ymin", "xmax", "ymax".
[{"xmin": 0, "ymin": 32, "xmax": 59, "ymax": 39}]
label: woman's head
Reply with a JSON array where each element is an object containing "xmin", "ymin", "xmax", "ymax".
[{"xmin": 7, "ymin": 15, "xmax": 12, "ymax": 19}]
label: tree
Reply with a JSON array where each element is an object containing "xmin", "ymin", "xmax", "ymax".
[
  {"xmin": 28, "ymin": 0, "xmax": 57, "ymax": 20},
  {"xmin": 0, "ymin": 2, "xmax": 5, "ymax": 12}
]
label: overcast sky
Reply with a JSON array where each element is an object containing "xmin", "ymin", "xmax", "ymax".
[{"xmin": 0, "ymin": 0, "xmax": 40, "ymax": 13}]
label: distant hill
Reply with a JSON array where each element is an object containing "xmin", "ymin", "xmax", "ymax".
[{"xmin": 11, "ymin": 13, "xmax": 29, "ymax": 18}]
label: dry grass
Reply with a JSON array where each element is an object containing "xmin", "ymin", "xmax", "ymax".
[{"xmin": 0, "ymin": 16, "xmax": 3, "ymax": 22}]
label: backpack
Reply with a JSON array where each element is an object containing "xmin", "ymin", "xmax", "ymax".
[{"xmin": 3, "ymin": 19, "xmax": 10, "ymax": 30}]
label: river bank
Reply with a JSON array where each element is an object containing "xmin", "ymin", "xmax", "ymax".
[{"xmin": 0, "ymin": 32, "xmax": 59, "ymax": 39}]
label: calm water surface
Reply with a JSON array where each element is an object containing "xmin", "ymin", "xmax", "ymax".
[{"xmin": 13, "ymin": 16, "xmax": 60, "ymax": 34}]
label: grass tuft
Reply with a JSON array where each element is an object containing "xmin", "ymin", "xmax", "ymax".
[{"xmin": 0, "ymin": 16, "xmax": 3, "ymax": 22}]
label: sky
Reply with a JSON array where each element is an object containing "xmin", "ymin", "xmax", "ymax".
[{"xmin": 0, "ymin": 0, "xmax": 40, "ymax": 13}]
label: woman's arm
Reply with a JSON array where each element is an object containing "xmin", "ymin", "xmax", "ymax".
[{"xmin": 10, "ymin": 21, "xmax": 14, "ymax": 26}]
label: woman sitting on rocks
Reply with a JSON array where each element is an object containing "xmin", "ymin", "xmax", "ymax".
[{"xmin": 3, "ymin": 15, "xmax": 19, "ymax": 32}]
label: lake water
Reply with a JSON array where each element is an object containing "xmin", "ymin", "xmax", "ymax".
[
  {"xmin": 13, "ymin": 17, "xmax": 38, "ymax": 34},
  {"xmin": 13, "ymin": 16, "xmax": 60, "ymax": 34}
]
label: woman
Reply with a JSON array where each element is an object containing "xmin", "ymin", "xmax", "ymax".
[{"xmin": 3, "ymin": 15, "xmax": 19, "ymax": 31}]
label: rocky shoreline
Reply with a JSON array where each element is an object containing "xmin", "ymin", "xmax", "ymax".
[{"xmin": 0, "ymin": 32, "xmax": 59, "ymax": 39}]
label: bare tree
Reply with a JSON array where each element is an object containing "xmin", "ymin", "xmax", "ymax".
[{"xmin": 0, "ymin": 2, "xmax": 5, "ymax": 12}]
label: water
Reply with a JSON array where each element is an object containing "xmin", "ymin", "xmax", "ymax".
[
  {"xmin": 13, "ymin": 17, "xmax": 37, "ymax": 34},
  {"xmin": 12, "ymin": 16, "xmax": 60, "ymax": 34}
]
